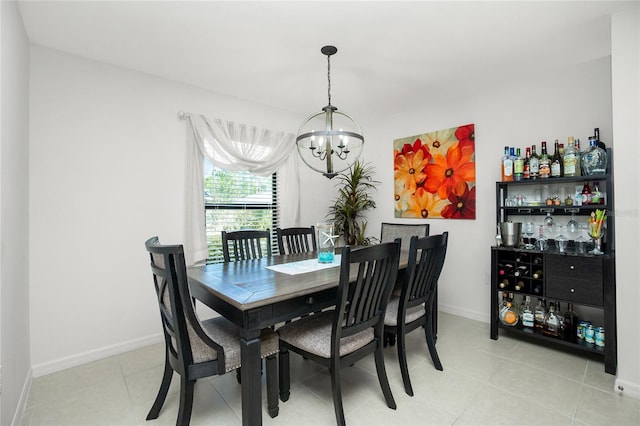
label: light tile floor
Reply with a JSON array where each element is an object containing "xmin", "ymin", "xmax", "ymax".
[{"xmin": 21, "ymin": 313, "xmax": 640, "ymax": 426}]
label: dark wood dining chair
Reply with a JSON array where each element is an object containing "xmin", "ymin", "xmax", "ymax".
[
  {"xmin": 277, "ymin": 241, "xmax": 401, "ymax": 426},
  {"xmin": 144, "ymin": 236, "xmax": 279, "ymax": 425},
  {"xmin": 383, "ymin": 232, "xmax": 449, "ymax": 396},
  {"xmin": 221, "ymin": 229, "xmax": 271, "ymax": 262},
  {"xmin": 275, "ymin": 226, "xmax": 317, "ymax": 255},
  {"xmin": 380, "ymin": 222, "xmax": 430, "ymax": 250}
]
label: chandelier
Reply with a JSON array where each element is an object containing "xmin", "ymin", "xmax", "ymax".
[{"xmin": 296, "ymin": 45, "xmax": 364, "ymax": 179}]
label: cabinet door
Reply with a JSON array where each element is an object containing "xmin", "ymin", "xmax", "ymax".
[{"xmin": 545, "ymin": 254, "xmax": 604, "ymax": 306}]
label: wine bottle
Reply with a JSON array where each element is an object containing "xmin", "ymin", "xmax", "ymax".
[
  {"xmin": 498, "ymin": 263, "xmax": 514, "ymax": 275},
  {"xmin": 594, "ymin": 127, "xmax": 606, "ymax": 149},
  {"xmin": 529, "ymin": 144, "xmax": 540, "ymax": 179},
  {"xmin": 501, "ymin": 146, "xmax": 514, "ymax": 182},
  {"xmin": 581, "ymin": 181, "xmax": 592, "ymax": 205},
  {"xmin": 550, "ymin": 139, "xmax": 563, "ymax": 177},
  {"xmin": 523, "ymin": 147, "xmax": 531, "ymax": 180},
  {"xmin": 538, "ymin": 141, "xmax": 551, "ymax": 179},
  {"xmin": 514, "ymin": 280, "xmax": 525, "ymax": 291},
  {"xmin": 532, "ymin": 269, "xmax": 543, "ymax": 279},
  {"xmin": 499, "ymin": 279, "xmax": 510, "ymax": 289},
  {"xmin": 514, "ymin": 266, "xmax": 529, "ymax": 277}
]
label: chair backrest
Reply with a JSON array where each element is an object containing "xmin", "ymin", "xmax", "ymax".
[
  {"xmin": 333, "ymin": 241, "xmax": 401, "ymax": 344},
  {"xmin": 400, "ymin": 232, "xmax": 449, "ymax": 313},
  {"xmin": 276, "ymin": 226, "xmax": 317, "ymax": 255},
  {"xmin": 380, "ymin": 222, "xmax": 430, "ymax": 251},
  {"xmin": 221, "ymin": 229, "xmax": 272, "ymax": 262},
  {"xmin": 145, "ymin": 237, "xmax": 225, "ymax": 375}
]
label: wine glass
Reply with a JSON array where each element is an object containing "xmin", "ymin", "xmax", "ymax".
[
  {"xmin": 523, "ymin": 221, "xmax": 535, "ymax": 249},
  {"xmin": 534, "ymin": 225, "xmax": 548, "ymax": 251},
  {"xmin": 567, "ymin": 211, "xmax": 579, "ymax": 234}
]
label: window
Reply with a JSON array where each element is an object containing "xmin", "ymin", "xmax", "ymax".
[{"xmin": 204, "ymin": 159, "xmax": 278, "ymax": 264}]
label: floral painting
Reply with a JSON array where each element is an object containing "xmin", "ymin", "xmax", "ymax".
[{"xmin": 394, "ymin": 123, "xmax": 476, "ymax": 219}]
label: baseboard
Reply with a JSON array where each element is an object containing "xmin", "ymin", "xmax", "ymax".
[
  {"xmin": 11, "ymin": 368, "xmax": 32, "ymax": 426},
  {"xmin": 615, "ymin": 377, "xmax": 640, "ymax": 401},
  {"xmin": 438, "ymin": 303, "xmax": 489, "ymax": 324},
  {"xmin": 31, "ymin": 333, "xmax": 163, "ymax": 378}
]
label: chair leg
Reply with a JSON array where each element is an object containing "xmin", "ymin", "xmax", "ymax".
[
  {"xmin": 146, "ymin": 357, "xmax": 173, "ymax": 420},
  {"xmin": 330, "ymin": 365, "xmax": 346, "ymax": 426},
  {"xmin": 396, "ymin": 329, "xmax": 414, "ymax": 396},
  {"xmin": 374, "ymin": 345, "xmax": 397, "ymax": 410},
  {"xmin": 176, "ymin": 377, "xmax": 195, "ymax": 426},
  {"xmin": 278, "ymin": 344, "xmax": 290, "ymax": 402},
  {"xmin": 425, "ymin": 313, "xmax": 443, "ymax": 371},
  {"xmin": 266, "ymin": 354, "xmax": 279, "ymax": 418}
]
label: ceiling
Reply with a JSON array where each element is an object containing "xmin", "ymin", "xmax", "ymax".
[{"xmin": 17, "ymin": 1, "xmax": 629, "ymax": 120}]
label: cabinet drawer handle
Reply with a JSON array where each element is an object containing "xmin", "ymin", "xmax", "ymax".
[
  {"xmin": 570, "ymin": 288, "xmax": 575, "ymax": 293},
  {"xmin": 517, "ymin": 208, "xmax": 532, "ymax": 213},
  {"xmin": 570, "ymin": 265, "xmax": 575, "ymax": 270}
]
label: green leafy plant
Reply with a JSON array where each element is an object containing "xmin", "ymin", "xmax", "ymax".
[{"xmin": 328, "ymin": 160, "xmax": 379, "ymax": 245}]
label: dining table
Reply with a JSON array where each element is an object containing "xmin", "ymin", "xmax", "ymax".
[{"xmin": 187, "ymin": 249, "xmax": 411, "ymax": 426}]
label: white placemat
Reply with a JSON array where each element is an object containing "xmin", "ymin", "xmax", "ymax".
[{"xmin": 266, "ymin": 255, "xmax": 341, "ymax": 275}]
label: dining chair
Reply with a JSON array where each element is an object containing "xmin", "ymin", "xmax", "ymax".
[
  {"xmin": 277, "ymin": 241, "xmax": 401, "ymax": 426},
  {"xmin": 221, "ymin": 229, "xmax": 271, "ymax": 262},
  {"xmin": 380, "ymin": 222, "xmax": 430, "ymax": 250},
  {"xmin": 275, "ymin": 226, "xmax": 317, "ymax": 255},
  {"xmin": 144, "ymin": 236, "xmax": 279, "ymax": 425},
  {"xmin": 383, "ymin": 232, "xmax": 449, "ymax": 397}
]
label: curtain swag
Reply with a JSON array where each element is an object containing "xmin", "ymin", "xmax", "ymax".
[{"xmin": 183, "ymin": 113, "xmax": 300, "ymax": 265}]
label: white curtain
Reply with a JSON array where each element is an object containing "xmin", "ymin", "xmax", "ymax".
[{"xmin": 184, "ymin": 114, "xmax": 300, "ymax": 265}]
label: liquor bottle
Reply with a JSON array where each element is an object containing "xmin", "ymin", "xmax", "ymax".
[
  {"xmin": 550, "ymin": 139, "xmax": 563, "ymax": 177},
  {"xmin": 501, "ymin": 146, "xmax": 514, "ymax": 182},
  {"xmin": 532, "ymin": 269, "xmax": 543, "ymax": 279},
  {"xmin": 555, "ymin": 302, "xmax": 564, "ymax": 334},
  {"xmin": 529, "ymin": 144, "xmax": 540, "ymax": 179},
  {"xmin": 594, "ymin": 127, "xmax": 606, "ymax": 149},
  {"xmin": 514, "ymin": 148, "xmax": 524, "ymax": 181},
  {"xmin": 581, "ymin": 181, "xmax": 592, "ymax": 205},
  {"xmin": 534, "ymin": 298, "xmax": 546, "ymax": 329},
  {"xmin": 563, "ymin": 137, "xmax": 579, "ymax": 177},
  {"xmin": 538, "ymin": 141, "xmax": 551, "ymax": 179},
  {"xmin": 574, "ymin": 138, "xmax": 582, "ymax": 176},
  {"xmin": 521, "ymin": 296, "xmax": 535, "ymax": 328},
  {"xmin": 563, "ymin": 303, "xmax": 579, "ymax": 342},
  {"xmin": 523, "ymin": 147, "xmax": 531, "ymax": 180},
  {"xmin": 591, "ymin": 181, "xmax": 603, "ymax": 205},
  {"xmin": 543, "ymin": 303, "xmax": 561, "ymax": 336},
  {"xmin": 514, "ymin": 266, "xmax": 529, "ymax": 277},
  {"xmin": 499, "ymin": 293, "xmax": 519, "ymax": 326},
  {"xmin": 582, "ymin": 138, "xmax": 607, "ymax": 176}
]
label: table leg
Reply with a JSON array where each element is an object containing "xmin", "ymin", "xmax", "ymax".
[{"xmin": 240, "ymin": 330, "xmax": 262, "ymax": 426}]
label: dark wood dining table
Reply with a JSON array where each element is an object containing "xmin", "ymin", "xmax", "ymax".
[{"xmin": 187, "ymin": 250, "xmax": 410, "ymax": 426}]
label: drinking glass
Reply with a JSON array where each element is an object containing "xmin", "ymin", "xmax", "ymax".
[
  {"xmin": 316, "ymin": 222, "xmax": 338, "ymax": 263},
  {"xmin": 523, "ymin": 222, "xmax": 535, "ymax": 249}
]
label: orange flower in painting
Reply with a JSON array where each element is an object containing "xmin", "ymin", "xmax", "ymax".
[
  {"xmin": 394, "ymin": 149, "xmax": 430, "ymax": 193},
  {"xmin": 401, "ymin": 187, "xmax": 448, "ymax": 219},
  {"xmin": 424, "ymin": 142, "xmax": 476, "ymax": 199},
  {"xmin": 441, "ymin": 185, "xmax": 476, "ymax": 219}
]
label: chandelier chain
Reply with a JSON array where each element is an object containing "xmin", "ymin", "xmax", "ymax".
[{"xmin": 327, "ymin": 55, "xmax": 332, "ymax": 106}]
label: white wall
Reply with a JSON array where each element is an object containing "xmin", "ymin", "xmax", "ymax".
[
  {"xmin": 28, "ymin": 46, "xmax": 310, "ymax": 374},
  {"xmin": 0, "ymin": 1, "xmax": 32, "ymax": 424},
  {"xmin": 364, "ymin": 56, "xmax": 613, "ymax": 321},
  {"xmin": 611, "ymin": 4, "xmax": 640, "ymax": 400}
]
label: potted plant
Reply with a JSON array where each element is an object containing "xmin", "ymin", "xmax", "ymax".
[{"xmin": 328, "ymin": 160, "xmax": 379, "ymax": 245}]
